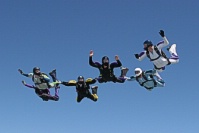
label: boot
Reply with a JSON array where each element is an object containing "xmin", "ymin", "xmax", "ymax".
[
  {"xmin": 120, "ymin": 67, "xmax": 129, "ymax": 77},
  {"xmin": 91, "ymin": 86, "xmax": 98, "ymax": 94},
  {"xmin": 167, "ymin": 44, "xmax": 178, "ymax": 57}
]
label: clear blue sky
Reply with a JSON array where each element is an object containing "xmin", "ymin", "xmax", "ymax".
[{"xmin": 1, "ymin": 0, "xmax": 198, "ymax": 133}]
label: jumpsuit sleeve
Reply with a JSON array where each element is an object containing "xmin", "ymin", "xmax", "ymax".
[
  {"xmin": 110, "ymin": 60, "xmax": 122, "ymax": 68},
  {"xmin": 89, "ymin": 56, "xmax": 101, "ymax": 68},
  {"xmin": 22, "ymin": 73, "xmax": 33, "ymax": 78},
  {"xmin": 24, "ymin": 83, "xmax": 37, "ymax": 89},
  {"xmin": 137, "ymin": 51, "xmax": 147, "ymax": 61},
  {"xmin": 125, "ymin": 76, "xmax": 136, "ymax": 81},
  {"xmin": 156, "ymin": 36, "xmax": 169, "ymax": 49},
  {"xmin": 61, "ymin": 80, "xmax": 77, "ymax": 86}
]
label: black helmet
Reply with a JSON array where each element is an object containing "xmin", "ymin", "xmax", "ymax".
[
  {"xmin": 77, "ymin": 76, "xmax": 84, "ymax": 83},
  {"xmin": 143, "ymin": 40, "xmax": 153, "ymax": 50},
  {"xmin": 102, "ymin": 56, "xmax": 109, "ymax": 66},
  {"xmin": 33, "ymin": 67, "xmax": 40, "ymax": 75}
]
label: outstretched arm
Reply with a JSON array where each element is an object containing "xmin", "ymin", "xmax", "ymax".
[
  {"xmin": 134, "ymin": 51, "xmax": 147, "ymax": 61},
  {"xmin": 125, "ymin": 76, "xmax": 136, "ymax": 81},
  {"xmin": 61, "ymin": 80, "xmax": 77, "ymax": 86},
  {"xmin": 89, "ymin": 50, "xmax": 101, "ymax": 68},
  {"xmin": 22, "ymin": 81, "xmax": 37, "ymax": 89},
  {"xmin": 18, "ymin": 69, "xmax": 33, "ymax": 77},
  {"xmin": 157, "ymin": 30, "xmax": 169, "ymax": 49},
  {"xmin": 110, "ymin": 55, "xmax": 122, "ymax": 68}
]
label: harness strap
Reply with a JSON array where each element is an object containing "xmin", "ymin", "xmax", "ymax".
[{"xmin": 136, "ymin": 72, "xmax": 157, "ymax": 89}]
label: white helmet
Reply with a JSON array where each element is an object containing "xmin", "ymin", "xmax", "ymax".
[{"xmin": 135, "ymin": 68, "xmax": 142, "ymax": 77}]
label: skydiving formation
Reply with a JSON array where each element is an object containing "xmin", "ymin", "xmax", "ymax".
[{"xmin": 18, "ymin": 30, "xmax": 179, "ymax": 102}]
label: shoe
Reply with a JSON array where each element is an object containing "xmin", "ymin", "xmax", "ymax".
[
  {"xmin": 91, "ymin": 86, "xmax": 98, "ymax": 94},
  {"xmin": 120, "ymin": 67, "xmax": 129, "ymax": 77},
  {"xmin": 49, "ymin": 69, "xmax": 56, "ymax": 76}
]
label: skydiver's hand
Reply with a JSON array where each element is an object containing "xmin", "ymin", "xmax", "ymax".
[
  {"xmin": 115, "ymin": 55, "xmax": 119, "ymax": 61},
  {"xmin": 18, "ymin": 69, "xmax": 23, "ymax": 74},
  {"xmin": 22, "ymin": 80, "xmax": 26, "ymax": 85},
  {"xmin": 134, "ymin": 54, "xmax": 139, "ymax": 59},
  {"xmin": 159, "ymin": 30, "xmax": 165, "ymax": 37},
  {"xmin": 90, "ymin": 50, "xmax": 94, "ymax": 57}
]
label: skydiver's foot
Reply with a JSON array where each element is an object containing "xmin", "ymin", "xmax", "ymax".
[
  {"xmin": 158, "ymin": 79, "xmax": 165, "ymax": 84},
  {"xmin": 120, "ymin": 67, "xmax": 129, "ymax": 77},
  {"xmin": 167, "ymin": 44, "xmax": 178, "ymax": 56},
  {"xmin": 54, "ymin": 95, "xmax": 59, "ymax": 101},
  {"xmin": 91, "ymin": 86, "xmax": 98, "ymax": 94},
  {"xmin": 167, "ymin": 46, "xmax": 171, "ymax": 51},
  {"xmin": 49, "ymin": 69, "xmax": 56, "ymax": 76}
]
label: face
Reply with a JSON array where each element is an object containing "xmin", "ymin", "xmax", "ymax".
[
  {"xmin": 144, "ymin": 44, "xmax": 148, "ymax": 49},
  {"xmin": 135, "ymin": 70, "xmax": 142, "ymax": 77},
  {"xmin": 147, "ymin": 46, "xmax": 153, "ymax": 52},
  {"xmin": 135, "ymin": 70, "xmax": 140, "ymax": 75},
  {"xmin": 103, "ymin": 65, "xmax": 108, "ymax": 68},
  {"xmin": 35, "ymin": 69, "xmax": 40, "ymax": 74}
]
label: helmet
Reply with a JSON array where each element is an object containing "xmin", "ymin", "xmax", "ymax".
[
  {"xmin": 135, "ymin": 68, "xmax": 142, "ymax": 77},
  {"xmin": 77, "ymin": 76, "xmax": 84, "ymax": 83},
  {"xmin": 33, "ymin": 67, "xmax": 40, "ymax": 75},
  {"xmin": 102, "ymin": 56, "xmax": 109, "ymax": 66},
  {"xmin": 143, "ymin": 40, "xmax": 153, "ymax": 49}
]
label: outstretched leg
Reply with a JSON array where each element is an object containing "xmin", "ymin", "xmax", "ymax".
[
  {"xmin": 96, "ymin": 77, "xmax": 106, "ymax": 83},
  {"xmin": 77, "ymin": 93, "xmax": 84, "ymax": 103},
  {"xmin": 49, "ymin": 69, "xmax": 58, "ymax": 82},
  {"xmin": 155, "ymin": 79, "xmax": 165, "ymax": 87},
  {"xmin": 167, "ymin": 44, "xmax": 179, "ymax": 64},
  {"xmin": 153, "ymin": 70, "xmax": 162, "ymax": 80},
  {"xmin": 49, "ymin": 69, "xmax": 60, "ymax": 101}
]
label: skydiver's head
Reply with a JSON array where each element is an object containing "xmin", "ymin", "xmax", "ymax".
[
  {"xmin": 77, "ymin": 76, "xmax": 84, "ymax": 84},
  {"xmin": 33, "ymin": 67, "xmax": 41, "ymax": 75},
  {"xmin": 102, "ymin": 56, "xmax": 109, "ymax": 68},
  {"xmin": 135, "ymin": 68, "xmax": 142, "ymax": 77},
  {"xmin": 143, "ymin": 40, "xmax": 153, "ymax": 52}
]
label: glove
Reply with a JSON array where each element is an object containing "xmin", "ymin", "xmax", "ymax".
[
  {"xmin": 18, "ymin": 69, "xmax": 23, "ymax": 74},
  {"xmin": 134, "ymin": 54, "xmax": 139, "ymax": 59},
  {"xmin": 22, "ymin": 80, "xmax": 26, "ymax": 85},
  {"xmin": 159, "ymin": 30, "xmax": 165, "ymax": 37}
]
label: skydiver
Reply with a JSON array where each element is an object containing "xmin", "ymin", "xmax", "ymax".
[
  {"xmin": 61, "ymin": 76, "xmax": 98, "ymax": 103},
  {"xmin": 125, "ymin": 68, "xmax": 165, "ymax": 91},
  {"xmin": 134, "ymin": 30, "xmax": 179, "ymax": 72},
  {"xmin": 18, "ymin": 68, "xmax": 61, "ymax": 100},
  {"xmin": 89, "ymin": 50, "xmax": 128, "ymax": 83}
]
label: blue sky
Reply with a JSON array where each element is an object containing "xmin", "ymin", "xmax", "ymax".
[{"xmin": 0, "ymin": 0, "xmax": 199, "ymax": 133}]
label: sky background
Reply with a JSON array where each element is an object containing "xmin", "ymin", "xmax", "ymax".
[{"xmin": 0, "ymin": 0, "xmax": 199, "ymax": 133}]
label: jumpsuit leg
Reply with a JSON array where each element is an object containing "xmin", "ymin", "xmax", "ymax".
[
  {"xmin": 77, "ymin": 93, "xmax": 85, "ymax": 103},
  {"xmin": 168, "ymin": 44, "xmax": 179, "ymax": 64}
]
